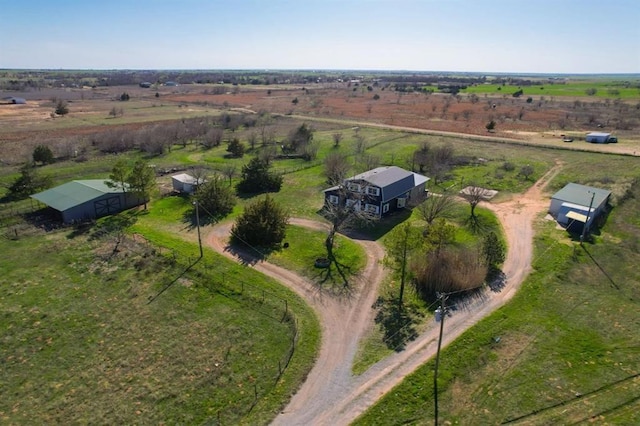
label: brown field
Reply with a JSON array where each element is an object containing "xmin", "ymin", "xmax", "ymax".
[{"xmin": 1, "ymin": 82, "xmax": 639, "ymax": 164}]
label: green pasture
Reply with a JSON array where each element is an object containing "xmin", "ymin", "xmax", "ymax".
[
  {"xmin": 0, "ymin": 214, "xmax": 320, "ymax": 425},
  {"xmin": 461, "ymin": 80, "xmax": 640, "ymax": 99}
]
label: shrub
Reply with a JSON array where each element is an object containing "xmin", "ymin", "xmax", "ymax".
[
  {"xmin": 195, "ymin": 175, "xmax": 236, "ymax": 222},
  {"xmin": 236, "ymin": 157, "xmax": 282, "ymax": 193},
  {"xmin": 231, "ymin": 195, "xmax": 289, "ymax": 248},
  {"xmin": 33, "ymin": 145, "xmax": 54, "ymax": 165}
]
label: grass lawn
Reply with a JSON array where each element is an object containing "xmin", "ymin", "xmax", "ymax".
[
  {"xmin": 267, "ymin": 224, "xmax": 366, "ymax": 289},
  {"xmin": 0, "ymin": 208, "xmax": 320, "ymax": 424},
  {"xmin": 353, "ymin": 180, "xmax": 640, "ymax": 425}
]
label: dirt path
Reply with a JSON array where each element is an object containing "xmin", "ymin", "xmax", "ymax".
[
  {"xmin": 205, "ymin": 218, "xmax": 388, "ymax": 426},
  {"xmin": 205, "ymin": 163, "xmax": 562, "ymax": 425}
]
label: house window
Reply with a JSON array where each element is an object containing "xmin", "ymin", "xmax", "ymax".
[
  {"xmin": 365, "ymin": 204, "xmax": 380, "ymax": 215},
  {"xmin": 328, "ymin": 195, "xmax": 339, "ymax": 205},
  {"xmin": 347, "ymin": 183, "xmax": 361, "ymax": 192},
  {"xmin": 382, "ymin": 203, "xmax": 390, "ymax": 213},
  {"xmin": 397, "ymin": 197, "xmax": 406, "ymax": 208},
  {"xmin": 366, "ymin": 186, "xmax": 380, "ymax": 196},
  {"xmin": 346, "ymin": 199, "xmax": 360, "ymax": 210}
]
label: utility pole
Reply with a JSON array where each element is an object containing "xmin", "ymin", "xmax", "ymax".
[
  {"xmin": 193, "ymin": 200, "xmax": 203, "ymax": 258},
  {"xmin": 434, "ymin": 292, "xmax": 448, "ymax": 426},
  {"xmin": 580, "ymin": 190, "xmax": 595, "ymax": 245}
]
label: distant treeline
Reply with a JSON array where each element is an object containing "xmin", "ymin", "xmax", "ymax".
[{"xmin": 0, "ymin": 69, "xmax": 580, "ymax": 92}]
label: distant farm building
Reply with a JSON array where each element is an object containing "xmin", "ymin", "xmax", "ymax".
[
  {"xmin": 171, "ymin": 173, "xmax": 204, "ymax": 194},
  {"xmin": 2, "ymin": 96, "xmax": 26, "ymax": 104},
  {"xmin": 549, "ymin": 183, "xmax": 611, "ymax": 233},
  {"xmin": 31, "ymin": 180, "xmax": 144, "ymax": 223},
  {"xmin": 585, "ymin": 132, "xmax": 617, "ymax": 143}
]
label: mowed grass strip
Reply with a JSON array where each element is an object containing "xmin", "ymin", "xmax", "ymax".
[
  {"xmin": 0, "ymin": 218, "xmax": 320, "ymax": 424},
  {"xmin": 353, "ymin": 183, "xmax": 640, "ymax": 425}
]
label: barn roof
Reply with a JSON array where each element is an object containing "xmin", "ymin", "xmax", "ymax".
[
  {"xmin": 552, "ymin": 183, "xmax": 611, "ymax": 208},
  {"xmin": 172, "ymin": 173, "xmax": 201, "ymax": 185},
  {"xmin": 31, "ymin": 179, "xmax": 124, "ymax": 212}
]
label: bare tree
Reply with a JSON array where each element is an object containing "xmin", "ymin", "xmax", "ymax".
[
  {"xmin": 258, "ymin": 144, "xmax": 278, "ymax": 165},
  {"xmin": 221, "ymin": 164, "xmax": 237, "ymax": 187},
  {"xmin": 324, "ymin": 152, "xmax": 350, "ymax": 185},
  {"xmin": 354, "ymin": 134, "xmax": 367, "ymax": 154},
  {"xmin": 202, "ymin": 127, "xmax": 223, "ymax": 149},
  {"xmin": 460, "ymin": 185, "xmax": 492, "ymax": 218},
  {"xmin": 362, "ymin": 153, "xmax": 380, "ymax": 171},
  {"xmin": 417, "ymin": 192, "xmax": 455, "ymax": 225},
  {"xmin": 332, "ymin": 132, "xmax": 343, "ymax": 148},
  {"xmin": 519, "ymin": 164, "xmax": 534, "ymax": 181},
  {"xmin": 189, "ymin": 167, "xmax": 209, "ymax": 192},
  {"xmin": 413, "ymin": 143, "xmax": 430, "ymax": 173},
  {"xmin": 322, "ymin": 188, "xmax": 376, "ymax": 285},
  {"xmin": 247, "ymin": 131, "xmax": 258, "ymax": 151}
]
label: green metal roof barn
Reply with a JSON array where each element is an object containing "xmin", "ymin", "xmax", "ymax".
[
  {"xmin": 549, "ymin": 183, "xmax": 611, "ymax": 232},
  {"xmin": 31, "ymin": 180, "xmax": 143, "ymax": 223}
]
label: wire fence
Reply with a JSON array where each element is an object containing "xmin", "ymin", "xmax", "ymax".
[{"xmin": 124, "ymin": 233, "xmax": 302, "ymax": 424}]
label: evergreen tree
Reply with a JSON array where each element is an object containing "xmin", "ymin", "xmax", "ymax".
[
  {"xmin": 126, "ymin": 160, "xmax": 155, "ymax": 210},
  {"xmin": 236, "ymin": 157, "xmax": 282, "ymax": 193},
  {"xmin": 231, "ymin": 195, "xmax": 289, "ymax": 248},
  {"xmin": 195, "ymin": 175, "xmax": 236, "ymax": 222},
  {"xmin": 32, "ymin": 145, "xmax": 54, "ymax": 165},
  {"xmin": 226, "ymin": 138, "xmax": 246, "ymax": 158},
  {"xmin": 55, "ymin": 100, "xmax": 69, "ymax": 116},
  {"xmin": 482, "ymin": 231, "xmax": 506, "ymax": 271},
  {"xmin": 106, "ymin": 160, "xmax": 129, "ymax": 193},
  {"xmin": 8, "ymin": 162, "xmax": 52, "ymax": 199}
]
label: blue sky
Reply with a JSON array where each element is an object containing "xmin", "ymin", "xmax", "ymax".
[{"xmin": 1, "ymin": 0, "xmax": 639, "ymax": 73}]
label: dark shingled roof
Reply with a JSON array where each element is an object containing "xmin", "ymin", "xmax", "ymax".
[{"xmin": 351, "ymin": 166, "xmax": 426, "ymax": 202}]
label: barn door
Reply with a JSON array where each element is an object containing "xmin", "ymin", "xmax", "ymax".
[{"xmin": 94, "ymin": 196, "xmax": 122, "ymax": 217}]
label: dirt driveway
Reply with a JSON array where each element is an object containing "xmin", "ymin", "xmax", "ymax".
[{"xmin": 206, "ymin": 164, "xmax": 561, "ymax": 425}]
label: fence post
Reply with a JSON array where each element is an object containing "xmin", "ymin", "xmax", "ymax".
[{"xmin": 281, "ymin": 300, "xmax": 288, "ymax": 322}]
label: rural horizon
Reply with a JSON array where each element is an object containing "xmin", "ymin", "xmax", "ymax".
[{"xmin": 2, "ymin": 68, "xmax": 640, "ymax": 78}]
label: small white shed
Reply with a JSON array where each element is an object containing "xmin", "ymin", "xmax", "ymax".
[{"xmin": 171, "ymin": 173, "xmax": 203, "ymax": 194}]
